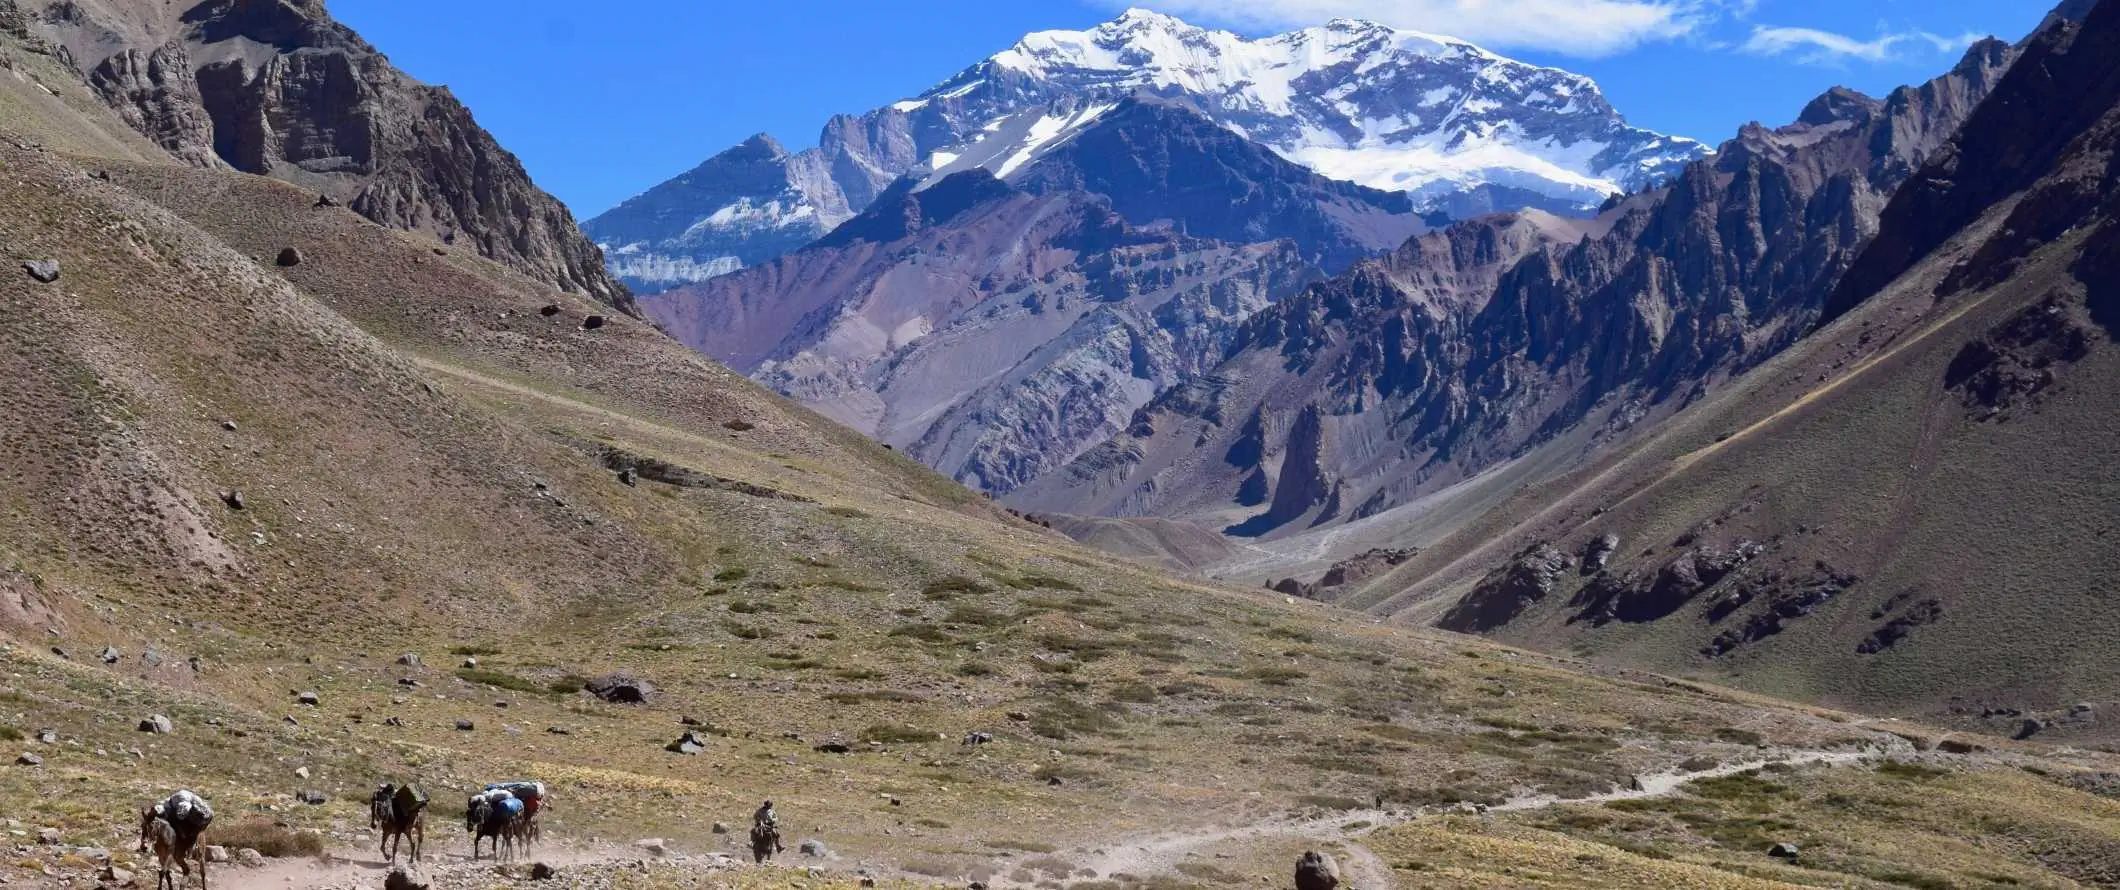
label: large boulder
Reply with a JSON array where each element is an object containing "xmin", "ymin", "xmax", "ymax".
[
  {"xmin": 384, "ymin": 867, "xmax": 430, "ymax": 890},
  {"xmin": 22, "ymin": 259, "xmax": 58, "ymax": 283},
  {"xmin": 1294, "ymin": 851, "xmax": 1340, "ymax": 890},
  {"xmin": 584, "ymin": 673, "xmax": 655, "ymax": 704},
  {"xmin": 138, "ymin": 714, "xmax": 173, "ymax": 734}
]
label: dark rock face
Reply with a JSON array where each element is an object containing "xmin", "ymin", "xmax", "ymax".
[
  {"xmin": 1580, "ymin": 534, "xmax": 1620, "ymax": 575},
  {"xmin": 1700, "ymin": 566, "xmax": 1859, "ymax": 657},
  {"xmin": 1571, "ymin": 541, "xmax": 1765, "ymax": 626},
  {"xmin": 32, "ymin": 0, "xmax": 629, "ymax": 311},
  {"xmin": 1438, "ymin": 543, "xmax": 1572, "ymax": 633},
  {"xmin": 1232, "ymin": 405, "xmax": 1337, "ymax": 536},
  {"xmin": 1007, "ymin": 99, "xmax": 1429, "ymax": 272},
  {"xmin": 1944, "ymin": 297, "xmax": 2091, "ymax": 419},
  {"xmin": 1858, "ymin": 598, "xmax": 1944, "ymax": 654}
]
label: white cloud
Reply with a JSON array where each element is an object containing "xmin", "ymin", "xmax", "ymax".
[
  {"xmin": 1741, "ymin": 24, "xmax": 1984, "ymax": 64},
  {"xmin": 1111, "ymin": 0, "xmax": 1719, "ymax": 58}
]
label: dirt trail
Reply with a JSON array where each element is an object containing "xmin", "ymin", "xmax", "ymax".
[
  {"xmin": 189, "ymin": 746, "xmax": 1898, "ymax": 889},
  {"xmin": 1062, "ymin": 745, "xmax": 1898, "ymax": 888}
]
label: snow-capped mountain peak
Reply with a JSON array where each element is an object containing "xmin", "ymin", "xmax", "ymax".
[{"xmin": 586, "ymin": 8, "xmax": 1705, "ymax": 294}]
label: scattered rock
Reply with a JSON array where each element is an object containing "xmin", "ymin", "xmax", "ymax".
[
  {"xmin": 711, "ymin": 822, "xmax": 730, "ymax": 834},
  {"xmin": 799, "ymin": 839, "xmax": 828, "ymax": 857},
  {"xmin": 539, "ymin": 304, "xmax": 562, "ymax": 317},
  {"xmin": 665, "ymin": 731, "xmax": 707, "ymax": 755},
  {"xmin": 1295, "ymin": 850, "xmax": 1340, "ymax": 890},
  {"xmin": 276, "ymin": 247, "xmax": 303, "ymax": 267},
  {"xmin": 297, "ymin": 790, "xmax": 327, "ymax": 805},
  {"xmin": 96, "ymin": 864, "xmax": 132, "ymax": 885},
  {"xmin": 617, "ymin": 467, "xmax": 637, "ymax": 487},
  {"xmin": 220, "ymin": 420, "xmax": 238, "ymax": 432},
  {"xmin": 205, "ymin": 846, "xmax": 228, "ymax": 863},
  {"xmin": 222, "ymin": 490, "xmax": 246, "ymax": 510},
  {"xmin": 313, "ymin": 193, "xmax": 341, "ymax": 208},
  {"xmin": 382, "ymin": 716, "xmax": 405, "ymax": 727},
  {"xmin": 23, "ymin": 260, "xmax": 58, "ymax": 283},
  {"xmin": 634, "ymin": 838, "xmax": 668, "ymax": 857},
  {"xmin": 1006, "ymin": 711, "xmax": 1031, "ymax": 722},
  {"xmin": 462, "ymin": 656, "xmax": 478, "ymax": 668},
  {"xmin": 1938, "ymin": 738, "xmax": 1984, "ymax": 755},
  {"xmin": 15, "ymin": 752, "xmax": 41, "ymax": 766},
  {"xmin": 37, "ymin": 728, "xmax": 57, "ymax": 744},
  {"xmin": 296, "ymin": 691, "xmax": 320, "ymax": 706},
  {"xmin": 100, "ymin": 646, "xmax": 121, "ymax": 664},
  {"xmin": 1767, "ymin": 842, "xmax": 1800, "ymax": 860},
  {"xmin": 581, "ymin": 315, "xmax": 607, "ymax": 330},
  {"xmin": 294, "ymin": 766, "xmax": 311, "ymax": 780},
  {"xmin": 530, "ymin": 862, "xmax": 556, "ymax": 880},
  {"xmin": 138, "ymin": 715, "xmax": 173, "ymax": 734},
  {"xmin": 455, "ymin": 720, "xmax": 476, "ymax": 731},
  {"xmin": 396, "ymin": 653, "xmax": 421, "ymax": 667},
  {"xmin": 813, "ymin": 741, "xmax": 851, "ymax": 754},
  {"xmin": 37, "ymin": 827, "xmax": 60, "ymax": 845},
  {"xmin": 860, "ymin": 878, "xmax": 877, "ymax": 888},
  {"xmin": 235, "ymin": 848, "xmax": 266, "ymax": 868},
  {"xmin": 545, "ymin": 726, "xmax": 569, "ymax": 735}
]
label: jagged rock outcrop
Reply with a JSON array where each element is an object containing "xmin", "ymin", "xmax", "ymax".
[
  {"xmin": 1018, "ymin": 38, "xmax": 2017, "ymax": 533},
  {"xmin": 1437, "ymin": 543, "xmax": 1572, "ymax": 633},
  {"xmin": 1267, "ymin": 547, "xmax": 1416, "ymax": 600},
  {"xmin": 641, "ymin": 169, "xmax": 1319, "ymax": 493},
  {"xmin": 22, "ymin": 0, "xmax": 629, "ymax": 310}
]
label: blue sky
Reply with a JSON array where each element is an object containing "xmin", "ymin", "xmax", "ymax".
[{"xmin": 332, "ymin": 0, "xmax": 2054, "ymax": 218}]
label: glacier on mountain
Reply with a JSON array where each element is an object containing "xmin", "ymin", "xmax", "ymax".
[{"xmin": 585, "ymin": 8, "xmax": 1704, "ymax": 293}]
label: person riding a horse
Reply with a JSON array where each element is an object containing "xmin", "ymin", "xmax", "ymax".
[{"xmin": 749, "ymin": 799, "xmax": 785, "ymax": 864}]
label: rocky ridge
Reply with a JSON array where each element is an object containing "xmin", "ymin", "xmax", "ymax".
[{"xmin": 12, "ymin": 0, "xmax": 631, "ymax": 311}]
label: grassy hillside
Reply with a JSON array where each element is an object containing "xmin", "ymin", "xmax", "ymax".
[{"xmin": 1, "ymin": 13, "xmax": 2118, "ymax": 890}]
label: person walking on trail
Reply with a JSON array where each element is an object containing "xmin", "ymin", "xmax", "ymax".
[{"xmin": 754, "ymin": 799, "xmax": 779, "ymax": 832}]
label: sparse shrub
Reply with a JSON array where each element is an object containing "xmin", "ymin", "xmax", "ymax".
[
  {"xmin": 456, "ymin": 668, "xmax": 546, "ymax": 694},
  {"xmin": 825, "ymin": 506, "xmax": 868, "ymax": 519},
  {"xmin": 0, "ymin": 726, "xmax": 21, "ymax": 742},
  {"xmin": 957, "ymin": 662, "xmax": 996, "ymax": 677},
  {"xmin": 889, "ymin": 623, "xmax": 955, "ymax": 644},
  {"xmin": 713, "ymin": 567, "xmax": 750, "ymax": 583},
  {"xmin": 1714, "ymin": 727, "xmax": 1765, "ymax": 746},
  {"xmin": 858, "ymin": 723, "xmax": 932, "ymax": 744},
  {"xmin": 922, "ymin": 576, "xmax": 988, "ymax": 599},
  {"xmin": 1029, "ymin": 697, "xmax": 1120, "ymax": 739},
  {"xmin": 207, "ymin": 820, "xmax": 324, "ymax": 858},
  {"xmin": 825, "ymin": 690, "xmax": 926, "ymax": 704},
  {"xmin": 450, "ymin": 645, "xmax": 501, "ymax": 656},
  {"xmin": 1109, "ymin": 682, "xmax": 1157, "ymax": 703},
  {"xmin": 1241, "ymin": 665, "xmax": 1308, "ymax": 685},
  {"xmin": 728, "ymin": 600, "xmax": 777, "ymax": 614},
  {"xmin": 722, "ymin": 621, "xmax": 774, "ymax": 640},
  {"xmin": 1875, "ymin": 760, "xmax": 1951, "ymax": 781},
  {"xmin": 944, "ymin": 604, "xmax": 1012, "ymax": 627}
]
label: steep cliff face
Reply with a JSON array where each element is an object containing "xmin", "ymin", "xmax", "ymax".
[
  {"xmin": 1018, "ymin": 40, "xmax": 2015, "ymax": 537},
  {"xmin": 19, "ymin": 0, "xmax": 630, "ymax": 311},
  {"xmin": 641, "ymin": 170, "xmax": 1320, "ymax": 492}
]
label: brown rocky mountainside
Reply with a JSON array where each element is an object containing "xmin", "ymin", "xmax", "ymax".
[
  {"xmin": 3, "ymin": 0, "xmax": 630, "ymax": 312},
  {"xmin": 643, "ymin": 170, "xmax": 1320, "ymax": 493},
  {"xmin": 1015, "ymin": 36, "xmax": 2015, "ymax": 546},
  {"xmin": 1355, "ymin": 0, "xmax": 2120, "ymax": 740}
]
